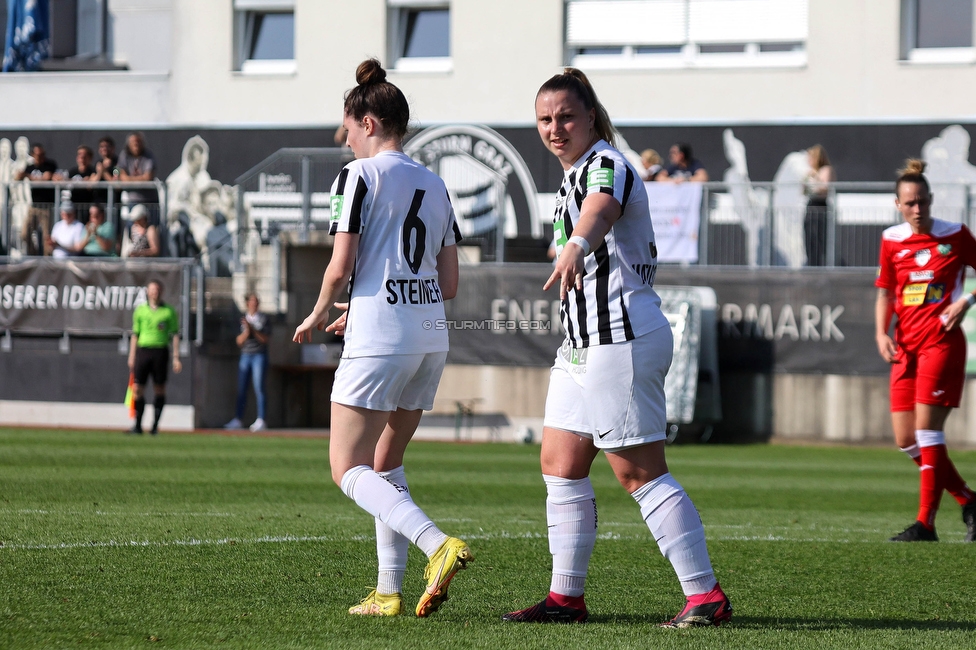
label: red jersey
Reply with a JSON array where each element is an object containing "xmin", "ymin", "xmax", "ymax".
[{"xmin": 876, "ymin": 220, "xmax": 976, "ymax": 350}]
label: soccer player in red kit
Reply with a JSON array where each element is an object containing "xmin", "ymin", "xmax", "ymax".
[{"xmin": 875, "ymin": 159, "xmax": 976, "ymax": 542}]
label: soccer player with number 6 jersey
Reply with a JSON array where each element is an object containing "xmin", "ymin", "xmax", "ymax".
[
  {"xmin": 293, "ymin": 59, "xmax": 471, "ymax": 618},
  {"xmin": 502, "ymin": 69, "xmax": 731, "ymax": 628},
  {"xmin": 875, "ymin": 159, "xmax": 976, "ymax": 543}
]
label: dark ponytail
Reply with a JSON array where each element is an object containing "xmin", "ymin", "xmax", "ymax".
[
  {"xmin": 536, "ymin": 67, "xmax": 616, "ymax": 147},
  {"xmin": 344, "ymin": 58, "xmax": 410, "ymax": 139}
]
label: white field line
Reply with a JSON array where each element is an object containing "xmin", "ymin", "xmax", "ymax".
[{"xmin": 7, "ymin": 528, "xmax": 965, "ymax": 551}]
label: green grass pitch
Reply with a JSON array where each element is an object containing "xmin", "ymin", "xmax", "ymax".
[{"xmin": 1, "ymin": 428, "xmax": 975, "ymax": 649}]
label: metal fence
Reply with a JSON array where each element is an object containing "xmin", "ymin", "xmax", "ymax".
[
  {"xmin": 698, "ymin": 181, "xmax": 976, "ymax": 267},
  {"xmin": 1, "ymin": 180, "xmax": 167, "ymax": 257}
]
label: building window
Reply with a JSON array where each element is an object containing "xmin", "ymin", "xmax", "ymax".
[
  {"xmin": 565, "ymin": 0, "xmax": 808, "ymax": 70},
  {"xmin": 388, "ymin": 1, "xmax": 451, "ymax": 72},
  {"xmin": 234, "ymin": 0, "xmax": 296, "ymax": 74},
  {"xmin": 901, "ymin": 0, "xmax": 975, "ymax": 64}
]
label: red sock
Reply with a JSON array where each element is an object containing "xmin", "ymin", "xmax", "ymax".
[
  {"xmin": 547, "ymin": 592, "xmax": 586, "ymax": 610},
  {"xmin": 685, "ymin": 583, "xmax": 726, "ymax": 606},
  {"xmin": 929, "ymin": 445, "xmax": 975, "ymax": 506},
  {"xmin": 917, "ymin": 446, "xmax": 945, "ymax": 529}
]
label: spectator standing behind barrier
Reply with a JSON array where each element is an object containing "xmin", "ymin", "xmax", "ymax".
[
  {"xmin": 63, "ymin": 145, "xmax": 97, "ymax": 205},
  {"xmin": 92, "ymin": 136, "xmax": 120, "ymax": 206},
  {"xmin": 640, "ymin": 148, "xmax": 664, "ymax": 181},
  {"xmin": 16, "ymin": 143, "xmax": 58, "ymax": 255},
  {"xmin": 118, "ymin": 132, "xmax": 158, "ymax": 207},
  {"xmin": 122, "ymin": 204, "xmax": 160, "ymax": 258},
  {"xmin": 47, "ymin": 202, "xmax": 86, "ymax": 259},
  {"xmin": 803, "ymin": 145, "xmax": 836, "ymax": 266},
  {"xmin": 659, "ymin": 143, "xmax": 708, "ymax": 183},
  {"xmin": 128, "ymin": 280, "xmax": 181, "ymax": 434},
  {"xmin": 225, "ymin": 293, "xmax": 270, "ymax": 432},
  {"xmin": 81, "ymin": 204, "xmax": 116, "ymax": 257}
]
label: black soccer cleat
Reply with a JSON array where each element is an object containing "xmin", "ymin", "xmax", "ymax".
[
  {"xmin": 126, "ymin": 426, "xmax": 143, "ymax": 435},
  {"xmin": 661, "ymin": 593, "xmax": 733, "ymax": 628},
  {"xmin": 889, "ymin": 521, "xmax": 938, "ymax": 542},
  {"xmin": 502, "ymin": 599, "xmax": 588, "ymax": 623},
  {"xmin": 963, "ymin": 501, "xmax": 976, "ymax": 543}
]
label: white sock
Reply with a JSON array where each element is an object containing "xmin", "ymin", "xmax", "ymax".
[
  {"xmin": 340, "ymin": 465, "xmax": 447, "ymax": 557},
  {"xmin": 900, "ymin": 444, "xmax": 921, "ymax": 462},
  {"xmin": 545, "ymin": 474, "xmax": 597, "ymax": 598},
  {"xmin": 916, "ymin": 429, "xmax": 945, "ymax": 448},
  {"xmin": 632, "ymin": 473, "xmax": 717, "ymax": 597},
  {"xmin": 375, "ymin": 466, "xmax": 409, "ymax": 595}
]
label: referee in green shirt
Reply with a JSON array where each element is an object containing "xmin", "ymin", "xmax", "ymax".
[{"xmin": 128, "ymin": 280, "xmax": 181, "ymax": 434}]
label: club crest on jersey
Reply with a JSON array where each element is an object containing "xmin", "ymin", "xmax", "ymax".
[
  {"xmin": 914, "ymin": 248, "xmax": 931, "ymax": 267},
  {"xmin": 909, "ymin": 270, "xmax": 934, "ymax": 282},
  {"xmin": 586, "ymin": 168, "xmax": 613, "ymax": 190},
  {"xmin": 938, "ymin": 244, "xmax": 952, "ymax": 255}
]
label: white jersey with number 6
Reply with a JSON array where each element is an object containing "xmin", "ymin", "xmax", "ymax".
[{"xmin": 329, "ymin": 150, "xmax": 462, "ymax": 358}]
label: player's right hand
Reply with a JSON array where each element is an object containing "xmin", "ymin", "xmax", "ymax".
[
  {"xmin": 127, "ymin": 356, "xmax": 135, "ymax": 371},
  {"xmin": 293, "ymin": 312, "xmax": 327, "ymax": 343},
  {"xmin": 876, "ymin": 333, "xmax": 898, "ymax": 363}
]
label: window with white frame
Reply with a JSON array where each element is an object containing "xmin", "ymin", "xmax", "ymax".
[
  {"xmin": 901, "ymin": 0, "xmax": 975, "ymax": 64},
  {"xmin": 234, "ymin": 0, "xmax": 296, "ymax": 74},
  {"xmin": 565, "ymin": 0, "xmax": 808, "ymax": 69},
  {"xmin": 388, "ymin": 0, "xmax": 451, "ymax": 72}
]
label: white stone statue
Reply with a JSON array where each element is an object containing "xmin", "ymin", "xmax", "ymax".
[
  {"xmin": 8, "ymin": 136, "xmax": 32, "ymax": 249},
  {"xmin": 165, "ymin": 135, "xmax": 237, "ymax": 259},
  {"xmin": 921, "ymin": 125, "xmax": 976, "ymax": 223},
  {"xmin": 772, "ymin": 150, "xmax": 811, "ymax": 268},
  {"xmin": 722, "ymin": 129, "xmax": 769, "ymax": 267}
]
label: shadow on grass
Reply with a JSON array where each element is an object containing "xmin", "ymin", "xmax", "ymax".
[{"xmin": 586, "ymin": 613, "xmax": 976, "ymax": 632}]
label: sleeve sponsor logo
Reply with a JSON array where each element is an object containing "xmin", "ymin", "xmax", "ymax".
[
  {"xmin": 586, "ymin": 168, "xmax": 613, "ymax": 190},
  {"xmin": 330, "ymin": 195, "xmax": 344, "ymax": 222},
  {"xmin": 910, "ymin": 270, "xmax": 934, "ymax": 282}
]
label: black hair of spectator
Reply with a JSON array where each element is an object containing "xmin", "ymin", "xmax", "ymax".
[
  {"xmin": 77, "ymin": 145, "xmax": 94, "ymax": 157},
  {"xmin": 90, "ymin": 203, "xmax": 105, "ymax": 215},
  {"xmin": 537, "ymin": 68, "xmax": 616, "ymax": 148},
  {"xmin": 31, "ymin": 142, "xmax": 45, "ymax": 152},
  {"xmin": 99, "ymin": 135, "xmax": 115, "ymax": 147},
  {"xmin": 676, "ymin": 143, "xmax": 693, "ymax": 163},
  {"xmin": 343, "ymin": 58, "xmax": 410, "ymax": 139}
]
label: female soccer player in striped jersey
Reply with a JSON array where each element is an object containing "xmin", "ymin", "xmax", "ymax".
[
  {"xmin": 294, "ymin": 58, "xmax": 471, "ymax": 618},
  {"xmin": 502, "ymin": 69, "xmax": 731, "ymax": 628},
  {"xmin": 876, "ymin": 159, "xmax": 976, "ymax": 542}
]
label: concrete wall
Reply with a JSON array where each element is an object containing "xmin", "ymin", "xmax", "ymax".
[{"xmin": 5, "ymin": 1, "xmax": 976, "ymax": 128}]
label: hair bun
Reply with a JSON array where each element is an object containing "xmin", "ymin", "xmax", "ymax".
[
  {"xmin": 900, "ymin": 158, "xmax": 926, "ymax": 176},
  {"xmin": 356, "ymin": 58, "xmax": 387, "ymax": 86}
]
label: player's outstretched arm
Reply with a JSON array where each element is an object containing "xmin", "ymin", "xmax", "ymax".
[
  {"xmin": 294, "ymin": 233, "xmax": 359, "ymax": 343},
  {"xmin": 544, "ymin": 193, "xmax": 621, "ymax": 300}
]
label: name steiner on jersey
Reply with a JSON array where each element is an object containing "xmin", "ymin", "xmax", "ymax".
[{"xmin": 386, "ymin": 278, "xmax": 444, "ymax": 305}]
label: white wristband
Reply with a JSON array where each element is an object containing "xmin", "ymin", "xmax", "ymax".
[
  {"xmin": 567, "ymin": 235, "xmax": 590, "ymax": 255},
  {"xmin": 966, "ymin": 293, "xmax": 976, "ymax": 308}
]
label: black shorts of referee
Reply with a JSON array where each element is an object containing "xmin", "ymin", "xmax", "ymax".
[{"xmin": 134, "ymin": 346, "xmax": 170, "ymax": 386}]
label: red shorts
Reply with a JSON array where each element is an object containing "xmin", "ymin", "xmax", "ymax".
[{"xmin": 889, "ymin": 329, "xmax": 966, "ymax": 412}]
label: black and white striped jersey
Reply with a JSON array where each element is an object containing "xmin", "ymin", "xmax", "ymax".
[
  {"xmin": 552, "ymin": 140, "xmax": 669, "ymax": 348},
  {"xmin": 329, "ymin": 151, "xmax": 462, "ymax": 358}
]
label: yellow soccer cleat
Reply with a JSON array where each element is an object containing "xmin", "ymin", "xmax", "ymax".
[
  {"xmin": 348, "ymin": 589, "xmax": 403, "ymax": 616},
  {"xmin": 416, "ymin": 537, "xmax": 474, "ymax": 617}
]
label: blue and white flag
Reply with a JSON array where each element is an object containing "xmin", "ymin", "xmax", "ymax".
[{"xmin": 3, "ymin": 0, "xmax": 51, "ymax": 72}]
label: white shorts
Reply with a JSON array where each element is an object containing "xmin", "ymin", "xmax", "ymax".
[
  {"xmin": 331, "ymin": 351, "xmax": 448, "ymax": 412},
  {"xmin": 544, "ymin": 326, "xmax": 672, "ymax": 450}
]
